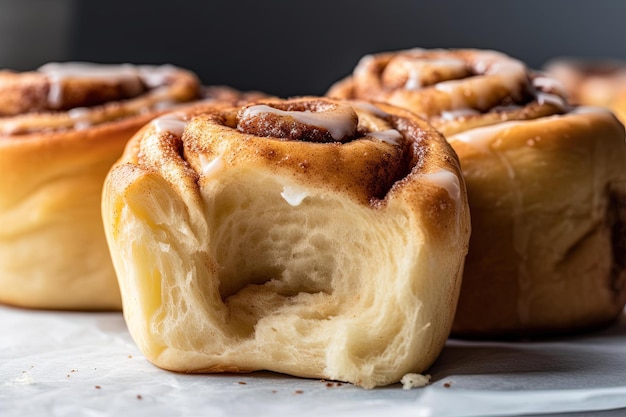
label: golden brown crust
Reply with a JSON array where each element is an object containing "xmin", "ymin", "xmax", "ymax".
[
  {"xmin": 448, "ymin": 110, "xmax": 626, "ymax": 338},
  {"xmin": 0, "ymin": 63, "xmax": 202, "ymax": 311},
  {"xmin": 330, "ymin": 48, "xmax": 626, "ymax": 338},
  {"xmin": 103, "ymin": 96, "xmax": 471, "ymax": 387}
]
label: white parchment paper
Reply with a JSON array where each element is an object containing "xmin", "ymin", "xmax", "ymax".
[{"xmin": 1, "ymin": 305, "xmax": 625, "ymax": 417}]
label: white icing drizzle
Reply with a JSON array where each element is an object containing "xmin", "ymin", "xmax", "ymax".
[
  {"xmin": 241, "ymin": 104, "xmax": 356, "ymax": 141},
  {"xmin": 280, "ymin": 185, "xmax": 309, "ymax": 206},
  {"xmin": 199, "ymin": 155, "xmax": 225, "ymax": 178},
  {"xmin": 403, "ymin": 58, "xmax": 467, "ymax": 90},
  {"xmin": 38, "ymin": 62, "xmax": 145, "ymax": 108},
  {"xmin": 532, "ymin": 76, "xmax": 567, "ymax": 96},
  {"xmin": 417, "ymin": 169, "xmax": 463, "ymax": 237},
  {"xmin": 67, "ymin": 107, "xmax": 92, "ymax": 130},
  {"xmin": 405, "ymin": 68, "xmax": 422, "ymax": 90},
  {"xmin": 448, "ymin": 121, "xmax": 517, "ymax": 154},
  {"xmin": 418, "ymin": 169, "xmax": 461, "ymax": 204},
  {"xmin": 137, "ymin": 64, "xmax": 176, "ymax": 88},
  {"xmin": 368, "ymin": 129, "xmax": 403, "ymax": 145},
  {"xmin": 536, "ymin": 92, "xmax": 567, "ymax": 110},
  {"xmin": 152, "ymin": 113, "xmax": 188, "ymax": 136},
  {"xmin": 350, "ymin": 101, "xmax": 390, "ymax": 118}
]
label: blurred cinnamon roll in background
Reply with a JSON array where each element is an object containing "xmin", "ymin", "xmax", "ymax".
[
  {"xmin": 329, "ymin": 48, "xmax": 626, "ymax": 337},
  {"xmin": 102, "ymin": 96, "xmax": 470, "ymax": 388},
  {"xmin": 0, "ymin": 62, "xmax": 201, "ymax": 310},
  {"xmin": 544, "ymin": 58, "xmax": 626, "ymax": 124}
]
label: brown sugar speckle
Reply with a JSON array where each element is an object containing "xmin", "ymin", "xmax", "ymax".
[
  {"xmin": 136, "ymin": 394, "xmax": 142, "ymax": 400},
  {"xmin": 294, "ymin": 390, "xmax": 303, "ymax": 394},
  {"xmin": 443, "ymin": 382, "xmax": 452, "ymax": 388},
  {"xmin": 238, "ymin": 381, "xmax": 247, "ymax": 385},
  {"xmin": 95, "ymin": 385, "xmax": 101, "ymax": 390}
]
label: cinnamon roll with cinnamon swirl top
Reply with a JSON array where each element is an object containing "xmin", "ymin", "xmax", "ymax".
[
  {"xmin": 329, "ymin": 48, "xmax": 626, "ymax": 337},
  {"xmin": 102, "ymin": 96, "xmax": 470, "ymax": 388},
  {"xmin": 0, "ymin": 62, "xmax": 201, "ymax": 310}
]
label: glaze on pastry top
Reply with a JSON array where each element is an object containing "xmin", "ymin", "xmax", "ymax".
[
  {"xmin": 238, "ymin": 101, "xmax": 358, "ymax": 142},
  {"xmin": 0, "ymin": 62, "xmax": 200, "ymax": 136},
  {"xmin": 141, "ymin": 98, "xmax": 461, "ymax": 212},
  {"xmin": 328, "ymin": 48, "xmax": 571, "ymax": 136}
]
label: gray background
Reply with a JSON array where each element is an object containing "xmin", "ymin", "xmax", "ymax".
[{"xmin": 2, "ymin": 0, "xmax": 626, "ymax": 96}]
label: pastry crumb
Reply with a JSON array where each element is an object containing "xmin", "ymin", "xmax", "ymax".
[
  {"xmin": 95, "ymin": 385, "xmax": 101, "ymax": 389},
  {"xmin": 400, "ymin": 373, "xmax": 431, "ymax": 390},
  {"xmin": 443, "ymin": 382, "xmax": 452, "ymax": 388}
]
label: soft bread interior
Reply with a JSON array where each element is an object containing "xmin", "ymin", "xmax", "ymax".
[{"xmin": 108, "ymin": 162, "xmax": 461, "ymax": 388}]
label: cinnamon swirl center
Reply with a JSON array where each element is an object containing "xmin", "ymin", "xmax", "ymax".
[{"xmin": 237, "ymin": 100, "xmax": 358, "ymax": 143}]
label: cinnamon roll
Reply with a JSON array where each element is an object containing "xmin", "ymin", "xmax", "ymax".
[
  {"xmin": 544, "ymin": 58, "xmax": 626, "ymax": 123},
  {"xmin": 0, "ymin": 62, "xmax": 201, "ymax": 310},
  {"xmin": 202, "ymin": 85, "xmax": 270, "ymax": 105},
  {"xmin": 102, "ymin": 97, "xmax": 471, "ymax": 388},
  {"xmin": 329, "ymin": 48, "xmax": 626, "ymax": 337}
]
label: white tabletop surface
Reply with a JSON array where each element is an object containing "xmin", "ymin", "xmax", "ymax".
[{"xmin": 2, "ymin": 305, "xmax": 626, "ymax": 417}]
